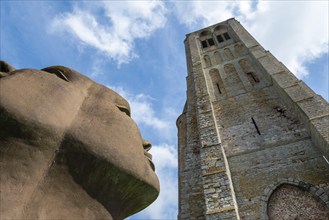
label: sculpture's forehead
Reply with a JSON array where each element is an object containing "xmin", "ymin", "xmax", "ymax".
[
  {"xmin": 40, "ymin": 66, "xmax": 131, "ymax": 112},
  {"xmin": 0, "ymin": 68, "xmax": 130, "ymax": 131},
  {"xmin": 90, "ymin": 84, "xmax": 130, "ymax": 110},
  {"xmin": 42, "ymin": 66, "xmax": 130, "ymax": 111}
]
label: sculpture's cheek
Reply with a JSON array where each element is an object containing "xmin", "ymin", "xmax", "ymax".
[{"xmin": 64, "ymin": 83, "xmax": 159, "ymax": 191}]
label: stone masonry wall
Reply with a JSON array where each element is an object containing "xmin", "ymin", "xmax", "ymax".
[
  {"xmin": 228, "ymin": 18, "xmax": 329, "ymax": 158},
  {"xmin": 177, "ymin": 74, "xmax": 205, "ymax": 219},
  {"xmin": 178, "ymin": 18, "xmax": 329, "ymax": 220},
  {"xmin": 193, "ymin": 31, "xmax": 240, "ymax": 219}
]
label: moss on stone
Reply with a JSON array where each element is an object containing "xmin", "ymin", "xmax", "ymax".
[{"xmin": 61, "ymin": 135, "xmax": 158, "ymax": 219}]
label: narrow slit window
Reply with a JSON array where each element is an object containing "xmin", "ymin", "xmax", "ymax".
[
  {"xmin": 247, "ymin": 72, "xmax": 260, "ymax": 83},
  {"xmin": 216, "ymin": 83, "xmax": 222, "ymax": 94},
  {"xmin": 208, "ymin": 38, "xmax": 215, "ymax": 46},
  {"xmin": 223, "ymin": 32, "xmax": 231, "ymax": 40},
  {"xmin": 209, "ymin": 68, "xmax": 225, "ymax": 99},
  {"xmin": 251, "ymin": 117, "xmax": 261, "ymax": 135}
]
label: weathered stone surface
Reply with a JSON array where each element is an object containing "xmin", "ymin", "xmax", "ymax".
[
  {"xmin": 178, "ymin": 18, "xmax": 329, "ymax": 220},
  {"xmin": 0, "ymin": 63, "xmax": 159, "ymax": 219},
  {"xmin": 268, "ymin": 184, "xmax": 329, "ymax": 219}
]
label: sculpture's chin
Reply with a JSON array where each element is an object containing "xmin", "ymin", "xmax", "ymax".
[
  {"xmin": 147, "ymin": 158, "xmax": 155, "ymax": 171},
  {"xmin": 143, "ymin": 157, "xmax": 160, "ymax": 192},
  {"xmin": 144, "ymin": 151, "xmax": 155, "ymax": 171},
  {"xmin": 61, "ymin": 136, "xmax": 159, "ymax": 219}
]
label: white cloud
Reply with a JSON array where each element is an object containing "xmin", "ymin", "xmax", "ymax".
[
  {"xmin": 50, "ymin": 1, "xmax": 166, "ymax": 65},
  {"xmin": 151, "ymin": 143, "xmax": 177, "ymax": 170},
  {"xmin": 246, "ymin": 1, "xmax": 328, "ymax": 78},
  {"xmin": 108, "ymin": 85, "xmax": 171, "ymax": 133},
  {"xmin": 90, "ymin": 57, "xmax": 107, "ymax": 77},
  {"xmin": 172, "ymin": 0, "xmax": 329, "ymax": 78},
  {"xmin": 172, "ymin": 1, "xmax": 241, "ymax": 27}
]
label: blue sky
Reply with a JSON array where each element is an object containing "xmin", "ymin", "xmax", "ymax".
[{"xmin": 1, "ymin": 1, "xmax": 328, "ymax": 219}]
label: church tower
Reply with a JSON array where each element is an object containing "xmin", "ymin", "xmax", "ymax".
[{"xmin": 177, "ymin": 18, "xmax": 329, "ymax": 219}]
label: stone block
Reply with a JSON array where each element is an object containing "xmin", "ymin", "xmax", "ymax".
[
  {"xmin": 297, "ymin": 95, "xmax": 329, "ymax": 120},
  {"xmin": 258, "ymin": 53, "xmax": 288, "ymax": 75},
  {"xmin": 284, "ymin": 82, "xmax": 314, "ymax": 102},
  {"xmin": 309, "ymin": 115, "xmax": 329, "ymax": 157},
  {"xmin": 250, "ymin": 46, "xmax": 267, "ymax": 59},
  {"xmin": 271, "ymin": 71, "xmax": 299, "ymax": 89},
  {"xmin": 320, "ymin": 193, "xmax": 328, "ymax": 203},
  {"xmin": 315, "ymin": 189, "xmax": 325, "ymax": 197}
]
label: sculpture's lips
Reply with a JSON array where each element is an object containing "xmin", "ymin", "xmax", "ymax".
[{"xmin": 144, "ymin": 151, "xmax": 155, "ymax": 171}]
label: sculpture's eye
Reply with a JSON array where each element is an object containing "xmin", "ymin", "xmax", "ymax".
[{"xmin": 116, "ymin": 105, "xmax": 131, "ymax": 117}]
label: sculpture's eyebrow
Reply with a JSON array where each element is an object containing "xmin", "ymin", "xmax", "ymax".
[
  {"xmin": 112, "ymin": 92, "xmax": 131, "ymax": 117},
  {"xmin": 42, "ymin": 67, "xmax": 70, "ymax": 82}
]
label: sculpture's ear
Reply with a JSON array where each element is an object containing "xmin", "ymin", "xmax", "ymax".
[
  {"xmin": 0, "ymin": 60, "xmax": 16, "ymax": 78},
  {"xmin": 42, "ymin": 66, "xmax": 72, "ymax": 82}
]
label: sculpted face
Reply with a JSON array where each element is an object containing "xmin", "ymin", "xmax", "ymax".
[{"xmin": 0, "ymin": 63, "xmax": 159, "ymax": 219}]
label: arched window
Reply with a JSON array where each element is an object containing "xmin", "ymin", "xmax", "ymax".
[
  {"xmin": 224, "ymin": 64, "xmax": 245, "ymax": 94},
  {"xmin": 239, "ymin": 59, "xmax": 260, "ymax": 85},
  {"xmin": 204, "ymin": 55, "xmax": 212, "ymax": 68},
  {"xmin": 199, "ymin": 30, "xmax": 215, "ymax": 49},
  {"xmin": 214, "ymin": 25, "xmax": 231, "ymax": 44},
  {"xmin": 268, "ymin": 184, "xmax": 329, "ymax": 219},
  {"xmin": 224, "ymin": 48, "xmax": 234, "ymax": 60},
  {"xmin": 209, "ymin": 68, "xmax": 226, "ymax": 99},
  {"xmin": 214, "ymin": 51, "xmax": 223, "ymax": 64},
  {"xmin": 234, "ymin": 43, "xmax": 243, "ymax": 55}
]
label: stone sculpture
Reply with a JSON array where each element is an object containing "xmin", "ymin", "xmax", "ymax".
[{"xmin": 0, "ymin": 61, "xmax": 160, "ymax": 219}]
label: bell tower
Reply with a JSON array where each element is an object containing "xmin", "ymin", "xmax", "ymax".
[{"xmin": 177, "ymin": 18, "xmax": 329, "ymax": 219}]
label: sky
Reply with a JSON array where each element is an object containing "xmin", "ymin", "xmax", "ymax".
[{"xmin": 1, "ymin": 1, "xmax": 328, "ymax": 219}]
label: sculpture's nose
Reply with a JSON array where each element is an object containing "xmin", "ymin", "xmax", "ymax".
[{"xmin": 142, "ymin": 140, "xmax": 152, "ymax": 152}]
